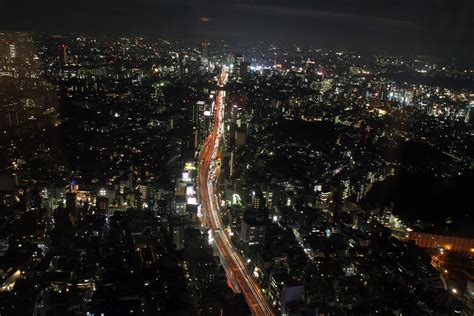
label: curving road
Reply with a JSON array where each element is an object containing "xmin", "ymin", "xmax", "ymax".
[{"xmin": 198, "ymin": 67, "xmax": 274, "ymax": 315}]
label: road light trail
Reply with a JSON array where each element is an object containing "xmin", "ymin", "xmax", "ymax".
[{"xmin": 198, "ymin": 67, "xmax": 274, "ymax": 316}]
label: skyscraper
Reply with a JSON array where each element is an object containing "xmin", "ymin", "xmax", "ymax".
[
  {"xmin": 9, "ymin": 44, "xmax": 16, "ymax": 60},
  {"xmin": 59, "ymin": 44, "xmax": 68, "ymax": 66},
  {"xmin": 240, "ymin": 209, "xmax": 266, "ymax": 246}
]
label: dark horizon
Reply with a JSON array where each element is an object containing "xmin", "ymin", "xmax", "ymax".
[{"xmin": 1, "ymin": 0, "xmax": 473, "ymax": 58}]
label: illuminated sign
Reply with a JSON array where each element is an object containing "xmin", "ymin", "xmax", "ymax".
[{"xmin": 184, "ymin": 162, "xmax": 196, "ymax": 170}]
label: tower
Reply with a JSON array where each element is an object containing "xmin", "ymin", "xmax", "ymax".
[{"xmin": 59, "ymin": 44, "xmax": 68, "ymax": 66}]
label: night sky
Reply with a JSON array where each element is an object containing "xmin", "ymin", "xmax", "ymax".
[{"xmin": 1, "ymin": 0, "xmax": 473, "ymax": 56}]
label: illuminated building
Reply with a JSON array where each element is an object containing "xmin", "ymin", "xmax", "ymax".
[
  {"xmin": 171, "ymin": 216, "xmax": 185, "ymax": 251},
  {"xmin": 235, "ymin": 130, "xmax": 247, "ymax": 147},
  {"xmin": 192, "ymin": 101, "xmax": 205, "ymax": 125},
  {"xmin": 201, "ymin": 41, "xmax": 208, "ymax": 59},
  {"xmin": 175, "ymin": 196, "xmax": 187, "ymax": 215},
  {"xmin": 96, "ymin": 196, "xmax": 109, "ymax": 214},
  {"xmin": 234, "ymin": 54, "xmax": 244, "ymax": 71},
  {"xmin": 262, "ymin": 190, "xmax": 273, "ymax": 209},
  {"xmin": 138, "ymin": 184, "xmax": 149, "ymax": 207},
  {"xmin": 407, "ymin": 231, "xmax": 474, "ymax": 253},
  {"xmin": 59, "ymin": 44, "xmax": 68, "ymax": 66},
  {"xmin": 8, "ymin": 44, "xmax": 16, "ymax": 60},
  {"xmin": 268, "ymin": 273, "xmax": 304, "ymax": 315},
  {"xmin": 318, "ymin": 191, "xmax": 333, "ymax": 206},
  {"xmin": 319, "ymin": 79, "xmax": 333, "ymax": 93},
  {"xmin": 341, "ymin": 179, "xmax": 351, "ymax": 200},
  {"xmin": 251, "ymin": 190, "xmax": 265, "ymax": 210},
  {"xmin": 233, "ymin": 54, "xmax": 249, "ymax": 80},
  {"xmin": 240, "ymin": 209, "xmax": 266, "ymax": 246},
  {"xmin": 229, "ymin": 205, "xmax": 244, "ymax": 235}
]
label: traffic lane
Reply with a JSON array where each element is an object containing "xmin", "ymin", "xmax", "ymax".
[
  {"xmin": 215, "ymin": 231, "xmax": 271, "ymax": 315},
  {"xmin": 199, "ymin": 70, "xmax": 273, "ymax": 315}
]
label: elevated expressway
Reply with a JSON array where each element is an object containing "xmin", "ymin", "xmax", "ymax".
[{"xmin": 197, "ymin": 68, "xmax": 273, "ymax": 315}]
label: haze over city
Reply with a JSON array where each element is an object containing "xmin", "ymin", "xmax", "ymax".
[{"xmin": 1, "ymin": 0, "xmax": 473, "ymax": 56}]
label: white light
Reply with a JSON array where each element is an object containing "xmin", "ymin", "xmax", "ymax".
[
  {"xmin": 187, "ymin": 197, "xmax": 197, "ymax": 205},
  {"xmin": 208, "ymin": 229, "xmax": 213, "ymax": 245},
  {"xmin": 186, "ymin": 185, "xmax": 194, "ymax": 196},
  {"xmin": 253, "ymin": 267, "xmax": 259, "ymax": 278}
]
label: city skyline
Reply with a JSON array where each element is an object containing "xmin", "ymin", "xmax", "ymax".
[{"xmin": 1, "ymin": 0, "xmax": 473, "ymax": 58}]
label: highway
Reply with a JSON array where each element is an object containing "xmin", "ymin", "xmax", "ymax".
[{"xmin": 198, "ymin": 67, "xmax": 274, "ymax": 316}]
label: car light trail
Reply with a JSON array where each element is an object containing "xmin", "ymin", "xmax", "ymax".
[{"xmin": 198, "ymin": 67, "xmax": 273, "ymax": 316}]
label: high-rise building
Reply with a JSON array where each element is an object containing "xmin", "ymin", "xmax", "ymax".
[
  {"xmin": 341, "ymin": 179, "xmax": 351, "ymax": 200},
  {"xmin": 201, "ymin": 41, "xmax": 208, "ymax": 59},
  {"xmin": 235, "ymin": 129, "xmax": 247, "ymax": 147},
  {"xmin": 138, "ymin": 184, "xmax": 149, "ymax": 207},
  {"xmin": 240, "ymin": 209, "xmax": 266, "ymax": 246},
  {"xmin": 268, "ymin": 273, "xmax": 304, "ymax": 315},
  {"xmin": 96, "ymin": 196, "xmax": 109, "ymax": 214},
  {"xmin": 171, "ymin": 216, "xmax": 186, "ymax": 251},
  {"xmin": 175, "ymin": 196, "xmax": 187, "ymax": 215},
  {"xmin": 233, "ymin": 54, "xmax": 249, "ymax": 80},
  {"xmin": 66, "ymin": 192, "xmax": 77, "ymax": 214},
  {"xmin": 8, "ymin": 44, "xmax": 16, "ymax": 60},
  {"xmin": 251, "ymin": 190, "xmax": 265, "ymax": 210},
  {"xmin": 229, "ymin": 205, "xmax": 244, "ymax": 236},
  {"xmin": 191, "ymin": 101, "xmax": 205, "ymax": 125},
  {"xmin": 59, "ymin": 44, "xmax": 68, "ymax": 66},
  {"xmin": 262, "ymin": 190, "xmax": 273, "ymax": 209}
]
